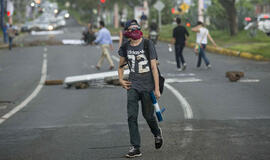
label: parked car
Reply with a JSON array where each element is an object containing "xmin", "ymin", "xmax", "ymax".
[
  {"xmin": 57, "ymin": 10, "xmax": 70, "ymax": 19},
  {"xmin": 244, "ymin": 13, "xmax": 270, "ymax": 36},
  {"xmin": 257, "ymin": 13, "xmax": 270, "ymax": 36},
  {"xmin": 21, "ymin": 21, "xmax": 34, "ymax": 32}
]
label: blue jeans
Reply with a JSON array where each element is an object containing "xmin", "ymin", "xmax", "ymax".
[
  {"xmin": 197, "ymin": 44, "xmax": 210, "ymax": 67},
  {"xmin": 127, "ymin": 88, "xmax": 161, "ymax": 149},
  {"xmin": 175, "ymin": 44, "xmax": 186, "ymax": 69}
]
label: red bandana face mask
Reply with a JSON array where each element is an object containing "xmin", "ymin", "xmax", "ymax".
[{"xmin": 123, "ymin": 30, "xmax": 143, "ymax": 40}]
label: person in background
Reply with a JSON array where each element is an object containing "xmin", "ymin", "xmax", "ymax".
[
  {"xmin": 149, "ymin": 19, "xmax": 159, "ymax": 45},
  {"xmin": 7, "ymin": 24, "xmax": 16, "ymax": 50},
  {"xmin": 171, "ymin": 17, "xmax": 189, "ymax": 71},
  {"xmin": 94, "ymin": 21, "xmax": 114, "ymax": 70},
  {"xmin": 118, "ymin": 22, "xmax": 129, "ymax": 48},
  {"xmin": 3, "ymin": 23, "xmax": 8, "ymax": 43},
  {"xmin": 191, "ymin": 21, "xmax": 217, "ymax": 69},
  {"xmin": 140, "ymin": 12, "xmax": 148, "ymax": 29},
  {"xmin": 82, "ymin": 22, "xmax": 96, "ymax": 45}
]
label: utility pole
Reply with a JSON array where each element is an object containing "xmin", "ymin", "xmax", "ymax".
[
  {"xmin": 1, "ymin": 0, "xmax": 5, "ymax": 42},
  {"xmin": 114, "ymin": 3, "xmax": 119, "ymax": 28},
  {"xmin": 198, "ymin": 0, "xmax": 204, "ymax": 22}
]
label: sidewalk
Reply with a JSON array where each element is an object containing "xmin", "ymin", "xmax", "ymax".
[{"xmin": 0, "ymin": 36, "xmax": 8, "ymax": 49}]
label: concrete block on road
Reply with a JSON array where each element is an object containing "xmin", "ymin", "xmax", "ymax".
[{"xmin": 44, "ymin": 80, "xmax": 63, "ymax": 85}]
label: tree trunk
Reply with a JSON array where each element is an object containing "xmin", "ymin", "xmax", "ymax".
[{"xmin": 218, "ymin": 0, "xmax": 238, "ymax": 36}]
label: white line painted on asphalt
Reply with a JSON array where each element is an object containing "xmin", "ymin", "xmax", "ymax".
[
  {"xmin": 166, "ymin": 78, "xmax": 202, "ymax": 83},
  {"xmin": 164, "ymin": 83, "xmax": 194, "ymax": 119},
  {"xmin": 112, "ymin": 55, "xmax": 120, "ymax": 62},
  {"xmin": 165, "ymin": 73, "xmax": 196, "ymax": 77},
  {"xmin": 62, "ymin": 39, "xmax": 85, "ymax": 45},
  {"xmin": 0, "ymin": 53, "xmax": 47, "ymax": 125},
  {"xmin": 239, "ymin": 79, "xmax": 260, "ymax": 83},
  {"xmin": 31, "ymin": 30, "xmax": 64, "ymax": 35},
  {"xmin": 166, "ymin": 60, "xmax": 177, "ymax": 65},
  {"xmin": 0, "ymin": 105, "xmax": 7, "ymax": 110}
]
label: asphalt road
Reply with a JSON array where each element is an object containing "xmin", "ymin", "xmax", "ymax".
[{"xmin": 0, "ymin": 18, "xmax": 270, "ymax": 160}]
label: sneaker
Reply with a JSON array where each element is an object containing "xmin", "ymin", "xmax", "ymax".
[
  {"xmin": 177, "ymin": 68, "xmax": 182, "ymax": 72},
  {"xmin": 207, "ymin": 64, "xmax": 212, "ymax": 69},
  {"xmin": 155, "ymin": 128, "xmax": 163, "ymax": 149},
  {"xmin": 183, "ymin": 63, "xmax": 187, "ymax": 70},
  {"xmin": 125, "ymin": 147, "xmax": 142, "ymax": 158}
]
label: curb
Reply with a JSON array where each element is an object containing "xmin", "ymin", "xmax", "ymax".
[
  {"xmin": 159, "ymin": 38, "xmax": 269, "ymax": 61},
  {"xmin": 0, "ymin": 44, "xmax": 8, "ymax": 49}
]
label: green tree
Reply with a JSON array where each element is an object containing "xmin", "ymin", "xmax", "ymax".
[{"xmin": 218, "ymin": 0, "xmax": 238, "ymax": 36}]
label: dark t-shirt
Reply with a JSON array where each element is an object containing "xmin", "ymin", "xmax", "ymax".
[
  {"xmin": 118, "ymin": 39, "xmax": 157, "ymax": 92},
  {"xmin": 173, "ymin": 25, "xmax": 189, "ymax": 45}
]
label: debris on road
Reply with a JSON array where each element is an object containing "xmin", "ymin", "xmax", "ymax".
[
  {"xmin": 226, "ymin": 71, "xmax": 244, "ymax": 82},
  {"xmin": 104, "ymin": 75, "xmax": 128, "ymax": 86},
  {"xmin": 44, "ymin": 80, "xmax": 63, "ymax": 85},
  {"xmin": 74, "ymin": 82, "xmax": 89, "ymax": 89}
]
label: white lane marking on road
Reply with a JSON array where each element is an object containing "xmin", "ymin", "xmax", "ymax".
[
  {"xmin": 31, "ymin": 30, "xmax": 64, "ymax": 35},
  {"xmin": 239, "ymin": 79, "xmax": 260, "ymax": 83},
  {"xmin": 0, "ymin": 53, "xmax": 48, "ymax": 125},
  {"xmin": 165, "ymin": 73, "xmax": 196, "ymax": 77},
  {"xmin": 0, "ymin": 105, "xmax": 7, "ymax": 110},
  {"xmin": 164, "ymin": 83, "xmax": 193, "ymax": 119},
  {"xmin": 166, "ymin": 78, "xmax": 202, "ymax": 83},
  {"xmin": 112, "ymin": 55, "xmax": 120, "ymax": 62},
  {"xmin": 166, "ymin": 60, "xmax": 177, "ymax": 65},
  {"xmin": 62, "ymin": 39, "xmax": 85, "ymax": 45}
]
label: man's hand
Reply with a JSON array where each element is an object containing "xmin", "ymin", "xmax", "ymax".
[
  {"xmin": 154, "ymin": 89, "xmax": 161, "ymax": 100},
  {"xmin": 119, "ymin": 79, "xmax": 131, "ymax": 90}
]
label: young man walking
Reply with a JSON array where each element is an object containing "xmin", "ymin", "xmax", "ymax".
[
  {"xmin": 171, "ymin": 17, "xmax": 189, "ymax": 71},
  {"xmin": 94, "ymin": 21, "xmax": 114, "ymax": 70},
  {"xmin": 191, "ymin": 21, "xmax": 217, "ymax": 69},
  {"xmin": 118, "ymin": 19, "xmax": 163, "ymax": 158}
]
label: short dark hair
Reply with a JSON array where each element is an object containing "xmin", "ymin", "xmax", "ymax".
[
  {"xmin": 197, "ymin": 21, "xmax": 204, "ymax": 26},
  {"xmin": 176, "ymin": 17, "xmax": 181, "ymax": 24},
  {"xmin": 99, "ymin": 21, "xmax": 105, "ymax": 27}
]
